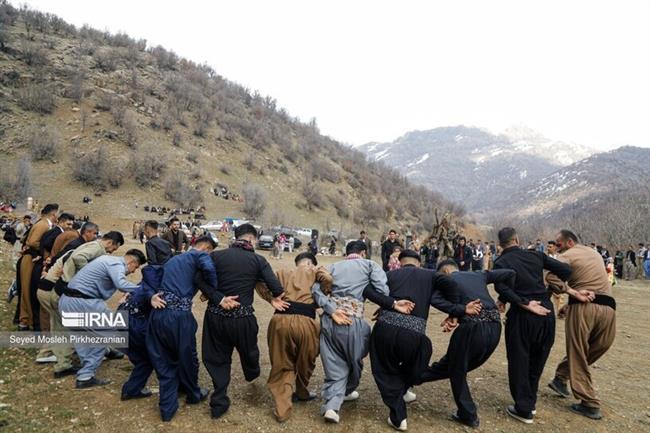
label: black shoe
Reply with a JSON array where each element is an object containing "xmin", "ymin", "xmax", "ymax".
[
  {"xmin": 570, "ymin": 403, "xmax": 602, "ymax": 420},
  {"xmin": 121, "ymin": 389, "xmax": 153, "ymax": 401},
  {"xmin": 75, "ymin": 377, "xmax": 111, "ymax": 389},
  {"xmin": 188, "ymin": 388, "xmax": 210, "ymax": 404},
  {"xmin": 506, "ymin": 405, "xmax": 533, "ymax": 424},
  {"xmin": 292, "ymin": 391, "xmax": 317, "ymax": 402},
  {"xmin": 105, "ymin": 348, "xmax": 125, "ymax": 360},
  {"xmin": 54, "ymin": 366, "xmax": 79, "ymax": 378},
  {"xmin": 451, "ymin": 413, "xmax": 479, "ymax": 428},
  {"xmin": 548, "ymin": 377, "xmax": 571, "ymax": 398}
]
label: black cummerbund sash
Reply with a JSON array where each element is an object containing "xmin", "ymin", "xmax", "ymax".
[
  {"xmin": 377, "ymin": 310, "xmax": 426, "ymax": 334},
  {"xmin": 161, "ymin": 291, "xmax": 192, "ymax": 312},
  {"xmin": 38, "ymin": 279, "xmax": 55, "ymax": 292},
  {"xmin": 569, "ymin": 293, "xmax": 616, "ymax": 310},
  {"xmin": 207, "ymin": 303, "xmax": 255, "ymax": 318},
  {"xmin": 274, "ymin": 302, "xmax": 316, "ymax": 320},
  {"xmin": 461, "ymin": 308, "xmax": 501, "ymax": 324},
  {"xmin": 62, "ymin": 288, "xmax": 94, "ymax": 299}
]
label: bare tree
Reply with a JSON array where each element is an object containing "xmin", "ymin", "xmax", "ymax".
[
  {"xmin": 13, "ymin": 157, "xmax": 32, "ymax": 199},
  {"xmin": 302, "ymin": 177, "xmax": 320, "ymax": 211},
  {"xmin": 242, "ymin": 184, "xmax": 267, "ymax": 220}
]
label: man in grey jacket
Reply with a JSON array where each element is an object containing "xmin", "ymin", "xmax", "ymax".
[{"xmin": 312, "ymin": 240, "xmax": 411, "ymax": 424}]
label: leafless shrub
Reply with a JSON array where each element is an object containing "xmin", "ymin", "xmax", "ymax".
[
  {"xmin": 130, "ymin": 144, "xmax": 167, "ymax": 187},
  {"xmin": 111, "ymin": 104, "xmax": 127, "ymax": 127},
  {"xmin": 242, "ymin": 184, "xmax": 266, "ymax": 220},
  {"xmin": 122, "ymin": 111, "xmax": 138, "ymax": 147},
  {"xmin": 14, "ymin": 157, "xmax": 32, "ymax": 199},
  {"xmin": 164, "ymin": 174, "xmax": 202, "ymax": 207},
  {"xmin": 302, "ymin": 177, "xmax": 320, "ymax": 211},
  {"xmin": 186, "ymin": 153, "xmax": 198, "ymax": 164},
  {"xmin": 94, "ymin": 47, "xmax": 118, "ymax": 72},
  {"xmin": 243, "ymin": 154, "xmax": 255, "ymax": 171},
  {"xmin": 172, "ymin": 131, "xmax": 181, "ymax": 147},
  {"xmin": 16, "ymin": 84, "xmax": 56, "ymax": 113},
  {"xmin": 26, "ymin": 124, "xmax": 60, "ymax": 161},
  {"xmin": 219, "ymin": 164, "xmax": 231, "ymax": 175},
  {"xmin": 72, "ymin": 146, "xmax": 119, "ymax": 191}
]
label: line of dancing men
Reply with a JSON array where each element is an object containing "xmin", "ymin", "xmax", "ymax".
[{"xmin": 29, "ymin": 210, "xmax": 616, "ymax": 430}]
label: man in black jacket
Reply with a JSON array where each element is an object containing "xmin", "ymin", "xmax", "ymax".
[
  {"xmin": 381, "ymin": 230, "xmax": 401, "ymax": 271},
  {"xmin": 419, "ymin": 259, "xmax": 516, "ymax": 428},
  {"xmin": 202, "ymin": 223, "xmax": 289, "ymax": 419},
  {"xmin": 454, "ymin": 237, "xmax": 472, "ymax": 271},
  {"xmin": 368, "ymin": 250, "xmax": 470, "ymax": 431},
  {"xmin": 493, "ymin": 227, "xmax": 578, "ymax": 424},
  {"xmin": 143, "ymin": 220, "xmax": 172, "ymax": 265}
]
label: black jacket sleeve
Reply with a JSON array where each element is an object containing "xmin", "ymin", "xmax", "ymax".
[
  {"xmin": 430, "ymin": 273, "xmax": 465, "ymax": 317},
  {"xmin": 362, "ymin": 285, "xmax": 394, "ymax": 310},
  {"xmin": 257, "ymin": 255, "xmax": 284, "ymax": 297},
  {"xmin": 542, "ymin": 254, "xmax": 572, "ymax": 281},
  {"xmin": 493, "ymin": 259, "xmax": 528, "ymax": 305}
]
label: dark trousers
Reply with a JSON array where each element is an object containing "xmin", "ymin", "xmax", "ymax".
[
  {"xmin": 202, "ymin": 312, "xmax": 260, "ymax": 418},
  {"xmin": 13, "ymin": 256, "xmax": 22, "ymax": 325},
  {"xmin": 505, "ymin": 300, "xmax": 555, "ymax": 416},
  {"xmin": 122, "ymin": 315, "xmax": 153, "ymax": 397},
  {"xmin": 370, "ymin": 322, "xmax": 432, "ymax": 426},
  {"xmin": 30, "ymin": 261, "xmax": 43, "ymax": 330},
  {"xmin": 419, "ymin": 320, "xmax": 501, "ymax": 422},
  {"xmin": 146, "ymin": 309, "xmax": 202, "ymax": 421}
]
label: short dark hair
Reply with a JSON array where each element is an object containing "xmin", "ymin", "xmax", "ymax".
[
  {"xmin": 398, "ymin": 249, "xmax": 420, "ymax": 261},
  {"xmin": 125, "ymin": 249, "xmax": 146, "ymax": 265},
  {"xmin": 102, "ymin": 231, "xmax": 125, "ymax": 246},
  {"xmin": 235, "ymin": 223, "xmax": 258, "ymax": 239},
  {"xmin": 295, "ymin": 252, "xmax": 317, "ymax": 266},
  {"xmin": 346, "ymin": 240, "xmax": 367, "ymax": 256},
  {"xmin": 80, "ymin": 222, "xmax": 98, "ymax": 235},
  {"xmin": 458, "ymin": 236, "xmax": 466, "ymax": 242},
  {"xmin": 23, "ymin": 215, "xmax": 32, "ymax": 220},
  {"xmin": 498, "ymin": 227, "xmax": 517, "ymax": 247},
  {"xmin": 437, "ymin": 259, "xmax": 458, "ymax": 272},
  {"xmin": 558, "ymin": 229, "xmax": 579, "ymax": 243},
  {"xmin": 41, "ymin": 203, "xmax": 59, "ymax": 215},
  {"xmin": 388, "ymin": 229, "xmax": 397, "ymax": 234},
  {"xmin": 547, "ymin": 240, "xmax": 557, "ymax": 246},
  {"xmin": 360, "ymin": 230, "xmax": 366, "ymax": 235},
  {"xmin": 144, "ymin": 220, "xmax": 159, "ymax": 230},
  {"xmin": 58, "ymin": 213, "xmax": 75, "ymax": 223},
  {"xmin": 195, "ymin": 235, "xmax": 217, "ymax": 249},
  {"xmin": 169, "ymin": 217, "xmax": 179, "ymax": 224}
]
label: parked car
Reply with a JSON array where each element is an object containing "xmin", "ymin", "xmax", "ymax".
[
  {"xmin": 257, "ymin": 235, "xmax": 274, "ymax": 250},
  {"xmin": 201, "ymin": 220, "xmax": 224, "ymax": 231},
  {"xmin": 296, "ymin": 228, "xmax": 313, "ymax": 237}
]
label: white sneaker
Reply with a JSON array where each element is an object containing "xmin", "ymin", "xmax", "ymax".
[
  {"xmin": 403, "ymin": 389, "xmax": 417, "ymax": 403},
  {"xmin": 387, "ymin": 417, "xmax": 408, "ymax": 431},
  {"xmin": 324, "ymin": 409, "xmax": 340, "ymax": 423},
  {"xmin": 343, "ymin": 391, "xmax": 359, "ymax": 402},
  {"xmin": 36, "ymin": 355, "xmax": 57, "ymax": 364}
]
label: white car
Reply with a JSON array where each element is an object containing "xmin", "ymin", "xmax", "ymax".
[
  {"xmin": 296, "ymin": 228, "xmax": 313, "ymax": 237},
  {"xmin": 201, "ymin": 220, "xmax": 224, "ymax": 231}
]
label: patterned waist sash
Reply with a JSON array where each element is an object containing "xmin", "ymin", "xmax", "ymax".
[
  {"xmin": 161, "ymin": 291, "xmax": 193, "ymax": 312},
  {"xmin": 461, "ymin": 308, "xmax": 501, "ymax": 324},
  {"xmin": 332, "ymin": 296, "xmax": 364, "ymax": 319},
  {"xmin": 117, "ymin": 301, "xmax": 147, "ymax": 319},
  {"xmin": 378, "ymin": 310, "xmax": 426, "ymax": 334},
  {"xmin": 207, "ymin": 302, "xmax": 255, "ymax": 318}
]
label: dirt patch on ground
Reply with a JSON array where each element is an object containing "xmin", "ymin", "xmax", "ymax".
[{"xmin": 0, "ymin": 240, "xmax": 649, "ymax": 433}]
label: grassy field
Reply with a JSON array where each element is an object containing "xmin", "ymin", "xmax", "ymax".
[{"xmin": 0, "ymin": 238, "xmax": 649, "ymax": 432}]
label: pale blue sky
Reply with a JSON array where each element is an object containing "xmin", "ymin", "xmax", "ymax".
[{"xmin": 19, "ymin": 0, "xmax": 650, "ymax": 150}]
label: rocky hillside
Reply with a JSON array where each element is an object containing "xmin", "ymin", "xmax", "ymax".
[
  {"xmin": 0, "ymin": 2, "xmax": 459, "ymax": 237},
  {"xmin": 494, "ymin": 146, "xmax": 650, "ymax": 245},
  {"xmin": 360, "ymin": 125, "xmax": 593, "ymax": 213}
]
